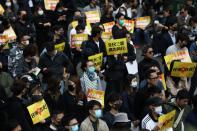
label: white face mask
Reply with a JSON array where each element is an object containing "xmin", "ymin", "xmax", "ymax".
[
  {"xmin": 6, "ymin": 2, "xmax": 11, "ymax": 7},
  {"xmin": 22, "ymin": 40, "xmax": 29, "ymax": 45},
  {"xmin": 131, "ymin": 81, "xmax": 138, "ymax": 88},
  {"xmin": 154, "ymin": 106, "xmax": 162, "ymax": 114},
  {"xmin": 38, "ymin": 10, "xmax": 44, "ymax": 15}
]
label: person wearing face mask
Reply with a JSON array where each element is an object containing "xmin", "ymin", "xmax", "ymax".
[
  {"xmin": 62, "ymin": 115, "xmax": 79, "ymax": 131},
  {"xmin": 47, "ymin": 110, "xmax": 64, "ymax": 131},
  {"xmin": 166, "ymin": 33, "xmax": 189, "ymax": 55},
  {"xmin": 80, "ymin": 60, "xmax": 102, "ymax": 94},
  {"xmin": 80, "ymin": 100, "xmax": 109, "ymax": 131},
  {"xmin": 102, "ymin": 93, "xmax": 123, "ymax": 129},
  {"xmin": 141, "ymin": 97, "xmax": 165, "ymax": 131},
  {"xmin": 15, "ymin": 44, "xmax": 37, "ymax": 78},
  {"xmin": 112, "ymin": 13, "xmax": 127, "ymax": 39},
  {"xmin": 61, "ymin": 75, "xmax": 87, "ymax": 123}
]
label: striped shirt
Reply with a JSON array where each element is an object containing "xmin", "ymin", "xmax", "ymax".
[{"xmin": 141, "ymin": 114, "xmax": 158, "ymax": 131}]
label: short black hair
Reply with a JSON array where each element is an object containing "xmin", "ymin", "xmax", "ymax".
[
  {"xmin": 75, "ymin": 24, "xmax": 85, "ymax": 32},
  {"xmin": 115, "ymin": 13, "xmax": 124, "ymax": 20},
  {"xmin": 87, "ymin": 100, "xmax": 102, "ymax": 112},
  {"xmin": 62, "ymin": 115, "xmax": 76, "ymax": 126},
  {"xmin": 106, "ymin": 93, "xmax": 122, "ymax": 104},
  {"xmin": 145, "ymin": 69, "xmax": 156, "ymax": 79},
  {"xmin": 46, "ymin": 41, "xmax": 55, "ymax": 52},
  {"xmin": 53, "ymin": 24, "xmax": 63, "ymax": 32},
  {"xmin": 91, "ymin": 26, "xmax": 102, "ymax": 37},
  {"xmin": 23, "ymin": 44, "xmax": 37, "ymax": 57},
  {"xmin": 176, "ymin": 33, "xmax": 189, "ymax": 44},
  {"xmin": 142, "ymin": 44, "xmax": 152, "ymax": 56},
  {"xmin": 165, "ymin": 16, "xmax": 177, "ymax": 27},
  {"xmin": 176, "ymin": 89, "xmax": 189, "ymax": 100},
  {"xmin": 11, "ymin": 80, "xmax": 26, "ymax": 96}
]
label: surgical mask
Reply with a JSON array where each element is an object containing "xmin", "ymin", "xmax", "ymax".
[
  {"xmin": 154, "ymin": 106, "xmax": 162, "ymax": 114},
  {"xmin": 87, "ymin": 66, "xmax": 96, "ymax": 73},
  {"xmin": 95, "ymin": 109, "xmax": 102, "ymax": 118},
  {"xmin": 6, "ymin": 2, "xmax": 11, "ymax": 7},
  {"xmin": 131, "ymin": 81, "xmax": 138, "ymax": 88},
  {"xmin": 38, "ymin": 10, "xmax": 44, "ymax": 15},
  {"xmin": 119, "ymin": 19, "xmax": 124, "ymax": 26},
  {"xmin": 71, "ymin": 124, "xmax": 79, "ymax": 131}
]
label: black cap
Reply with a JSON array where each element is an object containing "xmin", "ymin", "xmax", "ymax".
[{"xmin": 146, "ymin": 97, "xmax": 163, "ymax": 106}]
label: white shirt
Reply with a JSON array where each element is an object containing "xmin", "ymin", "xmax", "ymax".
[
  {"xmin": 141, "ymin": 114, "xmax": 158, "ymax": 130},
  {"xmin": 95, "ymin": 41, "xmax": 100, "ymax": 51},
  {"xmin": 168, "ymin": 31, "xmax": 176, "ymax": 45},
  {"xmin": 166, "ymin": 44, "xmax": 188, "ymax": 55}
]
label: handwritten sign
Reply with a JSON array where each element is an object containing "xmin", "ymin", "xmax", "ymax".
[
  {"xmin": 87, "ymin": 89, "xmax": 105, "ymax": 108},
  {"xmin": 85, "ymin": 10, "xmax": 100, "ymax": 23},
  {"xmin": 171, "ymin": 62, "xmax": 197, "ymax": 77},
  {"xmin": 164, "ymin": 50, "xmax": 192, "ymax": 70},
  {"xmin": 105, "ymin": 38, "xmax": 128, "ymax": 55},
  {"xmin": 44, "ymin": 0, "xmax": 59, "ymax": 11},
  {"xmin": 71, "ymin": 34, "xmax": 88, "ymax": 48},
  {"xmin": 135, "ymin": 16, "xmax": 151, "ymax": 30},
  {"xmin": 88, "ymin": 53, "xmax": 103, "ymax": 70},
  {"xmin": 27, "ymin": 99, "xmax": 50, "ymax": 124},
  {"xmin": 159, "ymin": 110, "xmax": 176, "ymax": 131}
]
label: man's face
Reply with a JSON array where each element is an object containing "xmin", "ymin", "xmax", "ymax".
[
  {"xmin": 177, "ymin": 98, "xmax": 189, "ymax": 108},
  {"xmin": 89, "ymin": 105, "xmax": 101, "ymax": 118},
  {"xmin": 145, "ymin": 48, "xmax": 154, "ymax": 59},
  {"xmin": 180, "ymin": 9, "xmax": 188, "ymax": 17},
  {"xmin": 148, "ymin": 72, "xmax": 159, "ymax": 86}
]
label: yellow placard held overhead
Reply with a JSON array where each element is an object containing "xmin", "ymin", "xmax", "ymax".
[
  {"xmin": 3, "ymin": 26, "xmax": 17, "ymax": 41},
  {"xmin": 135, "ymin": 16, "xmax": 151, "ymax": 30},
  {"xmin": 103, "ymin": 22, "xmax": 115, "ymax": 32},
  {"xmin": 124, "ymin": 20, "xmax": 135, "ymax": 33},
  {"xmin": 159, "ymin": 110, "xmax": 176, "ymax": 131},
  {"xmin": 27, "ymin": 99, "xmax": 50, "ymax": 125},
  {"xmin": 0, "ymin": 4, "xmax": 5, "ymax": 15},
  {"xmin": 101, "ymin": 32, "xmax": 112, "ymax": 42},
  {"xmin": 44, "ymin": 0, "xmax": 59, "ymax": 11},
  {"xmin": 71, "ymin": 34, "xmax": 88, "ymax": 48},
  {"xmin": 105, "ymin": 38, "xmax": 128, "ymax": 55},
  {"xmin": 85, "ymin": 10, "xmax": 100, "ymax": 23},
  {"xmin": 87, "ymin": 89, "xmax": 105, "ymax": 108},
  {"xmin": 55, "ymin": 42, "xmax": 65, "ymax": 52},
  {"xmin": 171, "ymin": 62, "xmax": 197, "ymax": 77},
  {"xmin": 164, "ymin": 50, "xmax": 192, "ymax": 70},
  {"xmin": 88, "ymin": 53, "xmax": 103, "ymax": 70}
]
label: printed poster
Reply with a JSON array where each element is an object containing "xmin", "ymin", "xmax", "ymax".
[
  {"xmin": 159, "ymin": 110, "xmax": 176, "ymax": 131},
  {"xmin": 71, "ymin": 34, "xmax": 88, "ymax": 48},
  {"xmin": 103, "ymin": 22, "xmax": 114, "ymax": 32},
  {"xmin": 135, "ymin": 16, "xmax": 151, "ymax": 30},
  {"xmin": 88, "ymin": 53, "xmax": 103, "ymax": 70},
  {"xmin": 27, "ymin": 99, "xmax": 50, "ymax": 124},
  {"xmin": 124, "ymin": 20, "xmax": 135, "ymax": 33},
  {"xmin": 105, "ymin": 38, "xmax": 128, "ymax": 55},
  {"xmin": 85, "ymin": 10, "xmax": 100, "ymax": 23},
  {"xmin": 87, "ymin": 89, "xmax": 105, "ymax": 108},
  {"xmin": 44, "ymin": 0, "xmax": 59, "ymax": 11}
]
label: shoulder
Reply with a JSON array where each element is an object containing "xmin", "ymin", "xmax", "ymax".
[{"xmin": 141, "ymin": 114, "xmax": 152, "ymax": 128}]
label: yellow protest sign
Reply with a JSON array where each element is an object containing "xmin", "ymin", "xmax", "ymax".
[
  {"xmin": 159, "ymin": 74, "xmax": 167, "ymax": 90},
  {"xmin": 27, "ymin": 99, "xmax": 50, "ymax": 125},
  {"xmin": 71, "ymin": 34, "xmax": 88, "ymax": 48},
  {"xmin": 159, "ymin": 110, "xmax": 176, "ymax": 131},
  {"xmin": 88, "ymin": 53, "xmax": 103, "ymax": 70},
  {"xmin": 101, "ymin": 32, "xmax": 112, "ymax": 42},
  {"xmin": 0, "ymin": 4, "xmax": 5, "ymax": 15},
  {"xmin": 0, "ymin": 35, "xmax": 9, "ymax": 44},
  {"xmin": 105, "ymin": 38, "xmax": 128, "ymax": 55},
  {"xmin": 85, "ymin": 10, "xmax": 100, "ymax": 23},
  {"xmin": 87, "ymin": 89, "xmax": 105, "ymax": 108},
  {"xmin": 44, "ymin": 0, "xmax": 59, "ymax": 11},
  {"xmin": 171, "ymin": 62, "xmax": 197, "ymax": 77},
  {"xmin": 124, "ymin": 20, "xmax": 135, "ymax": 33},
  {"xmin": 164, "ymin": 50, "xmax": 192, "ymax": 70},
  {"xmin": 135, "ymin": 16, "xmax": 151, "ymax": 30},
  {"xmin": 71, "ymin": 21, "xmax": 78, "ymax": 29},
  {"xmin": 3, "ymin": 26, "xmax": 17, "ymax": 41},
  {"xmin": 103, "ymin": 22, "xmax": 115, "ymax": 32},
  {"xmin": 55, "ymin": 42, "xmax": 65, "ymax": 52}
]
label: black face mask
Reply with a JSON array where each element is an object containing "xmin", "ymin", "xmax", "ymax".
[{"xmin": 68, "ymin": 85, "xmax": 75, "ymax": 92}]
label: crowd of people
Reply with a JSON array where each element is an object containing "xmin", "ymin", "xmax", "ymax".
[{"xmin": 0, "ymin": 0, "xmax": 197, "ymax": 131}]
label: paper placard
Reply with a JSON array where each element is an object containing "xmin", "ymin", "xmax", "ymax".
[
  {"xmin": 159, "ymin": 110, "xmax": 176, "ymax": 131},
  {"xmin": 126, "ymin": 60, "xmax": 138, "ymax": 74},
  {"xmin": 85, "ymin": 10, "xmax": 100, "ymax": 23},
  {"xmin": 71, "ymin": 34, "xmax": 88, "ymax": 48},
  {"xmin": 164, "ymin": 50, "xmax": 192, "ymax": 70},
  {"xmin": 87, "ymin": 89, "xmax": 105, "ymax": 108},
  {"xmin": 88, "ymin": 53, "xmax": 103, "ymax": 70},
  {"xmin": 124, "ymin": 20, "xmax": 135, "ymax": 33},
  {"xmin": 3, "ymin": 26, "xmax": 17, "ymax": 41},
  {"xmin": 135, "ymin": 16, "xmax": 151, "ymax": 30},
  {"xmin": 103, "ymin": 22, "xmax": 115, "ymax": 32},
  {"xmin": 0, "ymin": 4, "xmax": 4, "ymax": 15},
  {"xmin": 171, "ymin": 62, "xmax": 197, "ymax": 77},
  {"xmin": 27, "ymin": 99, "xmax": 50, "ymax": 124},
  {"xmin": 44, "ymin": 0, "xmax": 59, "ymax": 11},
  {"xmin": 101, "ymin": 32, "xmax": 112, "ymax": 42},
  {"xmin": 105, "ymin": 38, "xmax": 128, "ymax": 55}
]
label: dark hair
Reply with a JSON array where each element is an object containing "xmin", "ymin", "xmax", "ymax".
[
  {"xmin": 23, "ymin": 44, "xmax": 37, "ymax": 57},
  {"xmin": 75, "ymin": 24, "xmax": 85, "ymax": 32},
  {"xmin": 91, "ymin": 26, "xmax": 102, "ymax": 37},
  {"xmin": 81, "ymin": 60, "xmax": 93, "ymax": 71},
  {"xmin": 62, "ymin": 115, "xmax": 76, "ymax": 126},
  {"xmin": 142, "ymin": 44, "xmax": 152, "ymax": 56},
  {"xmin": 181, "ymin": 6, "xmax": 189, "ymax": 12},
  {"xmin": 47, "ymin": 77, "xmax": 61, "ymax": 94},
  {"xmin": 87, "ymin": 100, "xmax": 102, "ymax": 111},
  {"xmin": 107, "ymin": 93, "xmax": 122, "ymax": 104},
  {"xmin": 165, "ymin": 16, "xmax": 177, "ymax": 27},
  {"xmin": 115, "ymin": 12, "xmax": 124, "ymax": 20},
  {"xmin": 163, "ymin": 7, "xmax": 172, "ymax": 15},
  {"xmin": 145, "ymin": 69, "xmax": 156, "ymax": 79},
  {"xmin": 46, "ymin": 42, "xmax": 55, "ymax": 52},
  {"xmin": 53, "ymin": 24, "xmax": 63, "ymax": 32},
  {"xmin": 11, "ymin": 80, "xmax": 26, "ymax": 96},
  {"xmin": 176, "ymin": 33, "xmax": 189, "ymax": 44},
  {"xmin": 176, "ymin": 89, "xmax": 189, "ymax": 100}
]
